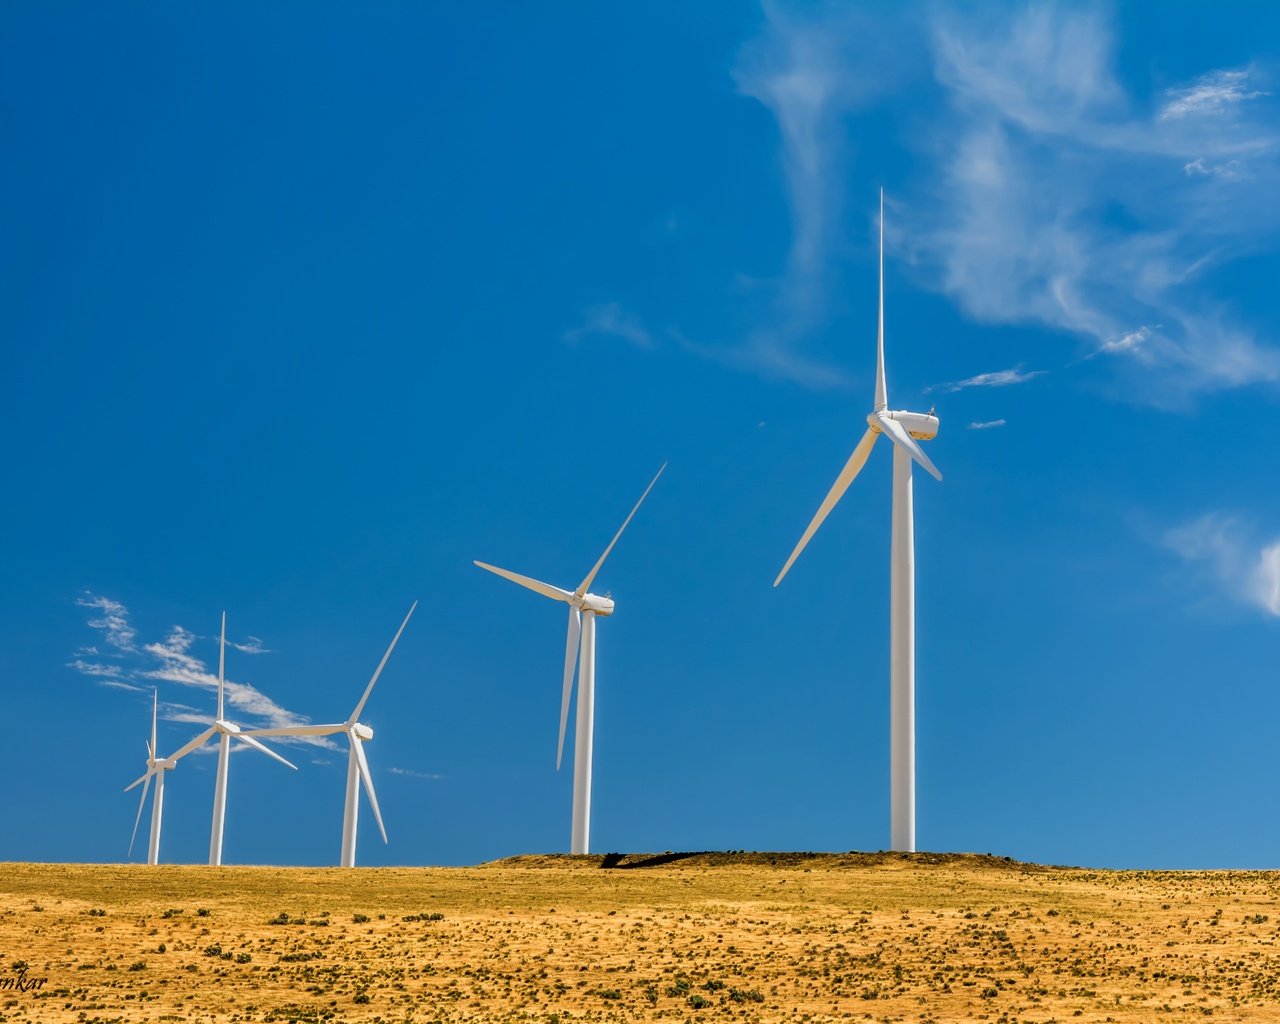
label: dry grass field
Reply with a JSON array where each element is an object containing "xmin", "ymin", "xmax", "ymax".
[{"xmin": 1, "ymin": 852, "xmax": 1278, "ymax": 1023}]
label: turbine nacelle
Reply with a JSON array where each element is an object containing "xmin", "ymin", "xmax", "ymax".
[
  {"xmin": 870, "ymin": 409, "xmax": 940, "ymax": 441},
  {"xmin": 351, "ymin": 722, "xmax": 374, "ymax": 741},
  {"xmin": 214, "ymin": 719, "xmax": 241, "ymax": 735},
  {"xmin": 577, "ymin": 592, "xmax": 615, "ymax": 616}
]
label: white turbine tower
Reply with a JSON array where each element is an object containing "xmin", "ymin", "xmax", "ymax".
[
  {"xmin": 165, "ymin": 611, "xmax": 298, "ymax": 866},
  {"xmin": 123, "ymin": 690, "xmax": 177, "ymax": 865},
  {"xmin": 245, "ymin": 601, "xmax": 417, "ymax": 867},
  {"xmin": 475, "ymin": 464, "xmax": 665, "ymax": 855},
  {"xmin": 774, "ymin": 191, "xmax": 942, "ymax": 853}
]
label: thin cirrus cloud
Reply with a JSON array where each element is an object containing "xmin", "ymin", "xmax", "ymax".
[
  {"xmin": 75, "ymin": 593, "xmax": 137, "ymax": 653},
  {"xmin": 916, "ymin": 5, "xmax": 1279, "ymax": 405},
  {"xmin": 1162, "ymin": 515, "xmax": 1280, "ymax": 617},
  {"xmin": 388, "ymin": 767, "xmax": 445, "ymax": 781},
  {"xmin": 69, "ymin": 592, "xmax": 336, "ymax": 751},
  {"xmin": 562, "ymin": 303, "xmax": 653, "ymax": 349},
  {"xmin": 1159, "ymin": 69, "xmax": 1268, "ymax": 122},
  {"xmin": 926, "ymin": 365, "xmax": 1045, "ymax": 394},
  {"xmin": 719, "ymin": 3, "xmax": 1277, "ymax": 405},
  {"xmin": 967, "ymin": 419, "xmax": 1007, "ymax": 430},
  {"xmin": 721, "ymin": 3, "xmax": 910, "ymax": 390}
]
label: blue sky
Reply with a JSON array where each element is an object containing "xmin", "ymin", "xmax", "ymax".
[{"xmin": 2, "ymin": 2, "xmax": 1278, "ymax": 869}]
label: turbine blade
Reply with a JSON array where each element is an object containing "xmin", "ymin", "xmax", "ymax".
[
  {"xmin": 474, "ymin": 561, "xmax": 573, "ymax": 603},
  {"xmin": 875, "ymin": 188, "xmax": 888, "ymax": 412},
  {"xmin": 352, "ymin": 737, "xmax": 387, "ymax": 844},
  {"xmin": 150, "ymin": 689, "xmax": 158, "ymax": 757},
  {"xmin": 349, "ymin": 601, "xmax": 417, "ymax": 725},
  {"xmin": 774, "ymin": 426, "xmax": 879, "ymax": 588},
  {"xmin": 556, "ymin": 606, "xmax": 582, "ymax": 771},
  {"xmin": 124, "ymin": 768, "xmax": 153, "ymax": 793},
  {"xmin": 128, "ymin": 773, "xmax": 152, "ymax": 857},
  {"xmin": 217, "ymin": 611, "xmax": 226, "ymax": 720},
  {"xmin": 167, "ymin": 725, "xmax": 218, "ymax": 764},
  {"xmin": 875, "ymin": 411, "xmax": 943, "ymax": 481},
  {"xmin": 236, "ymin": 733, "xmax": 298, "ymax": 770},
  {"xmin": 243, "ymin": 723, "xmax": 345, "ymax": 738},
  {"xmin": 576, "ymin": 462, "xmax": 667, "ymax": 596}
]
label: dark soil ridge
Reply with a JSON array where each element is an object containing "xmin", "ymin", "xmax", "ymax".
[{"xmin": 483, "ymin": 850, "xmax": 1054, "ymax": 872}]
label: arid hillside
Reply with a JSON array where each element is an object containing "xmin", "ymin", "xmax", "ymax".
[{"xmin": 1, "ymin": 852, "xmax": 1278, "ymax": 1022}]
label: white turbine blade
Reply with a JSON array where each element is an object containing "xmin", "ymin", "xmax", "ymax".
[
  {"xmin": 167, "ymin": 725, "xmax": 218, "ymax": 764},
  {"xmin": 145, "ymin": 739, "xmax": 153, "ymax": 761},
  {"xmin": 236, "ymin": 733, "xmax": 298, "ymax": 770},
  {"xmin": 875, "ymin": 411, "xmax": 942, "ymax": 481},
  {"xmin": 474, "ymin": 561, "xmax": 573, "ymax": 603},
  {"xmin": 774, "ymin": 426, "xmax": 880, "ymax": 588},
  {"xmin": 352, "ymin": 737, "xmax": 388, "ymax": 844},
  {"xmin": 576, "ymin": 462, "xmax": 667, "ymax": 596},
  {"xmin": 349, "ymin": 601, "xmax": 417, "ymax": 725},
  {"xmin": 128, "ymin": 773, "xmax": 152, "ymax": 857},
  {"xmin": 556, "ymin": 606, "xmax": 582, "ymax": 771},
  {"xmin": 124, "ymin": 767, "xmax": 154, "ymax": 793},
  {"xmin": 243, "ymin": 723, "xmax": 345, "ymax": 738},
  {"xmin": 875, "ymin": 188, "xmax": 888, "ymax": 412},
  {"xmin": 150, "ymin": 689, "xmax": 158, "ymax": 757},
  {"xmin": 217, "ymin": 611, "xmax": 226, "ymax": 720}
]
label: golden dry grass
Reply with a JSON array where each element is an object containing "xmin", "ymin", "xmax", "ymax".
[{"xmin": 2, "ymin": 852, "xmax": 1279, "ymax": 1023}]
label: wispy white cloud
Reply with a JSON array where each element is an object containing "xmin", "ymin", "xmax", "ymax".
[
  {"xmin": 1159, "ymin": 69, "xmax": 1267, "ymax": 121},
  {"xmin": 915, "ymin": 5, "xmax": 1279, "ymax": 404},
  {"xmin": 1163, "ymin": 514, "xmax": 1280, "ymax": 617},
  {"xmin": 967, "ymin": 419, "xmax": 1007, "ymax": 430},
  {"xmin": 669, "ymin": 327, "xmax": 848, "ymax": 391},
  {"xmin": 70, "ymin": 595, "xmax": 336, "ymax": 749},
  {"xmin": 229, "ymin": 636, "xmax": 269, "ymax": 655},
  {"xmin": 76, "ymin": 592, "xmax": 137, "ymax": 652},
  {"xmin": 563, "ymin": 303, "xmax": 653, "ymax": 348},
  {"xmin": 927, "ymin": 365, "xmax": 1045, "ymax": 393},
  {"xmin": 1097, "ymin": 324, "xmax": 1158, "ymax": 356},
  {"xmin": 388, "ymin": 767, "xmax": 445, "ymax": 781},
  {"xmin": 705, "ymin": 2, "xmax": 914, "ymax": 389}
]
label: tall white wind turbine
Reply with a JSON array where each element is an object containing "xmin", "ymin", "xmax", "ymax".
[
  {"xmin": 123, "ymin": 690, "xmax": 177, "ymax": 865},
  {"xmin": 774, "ymin": 191, "xmax": 941, "ymax": 853},
  {"xmin": 245, "ymin": 601, "xmax": 417, "ymax": 867},
  {"xmin": 165, "ymin": 612, "xmax": 298, "ymax": 866},
  {"xmin": 475, "ymin": 464, "xmax": 665, "ymax": 855}
]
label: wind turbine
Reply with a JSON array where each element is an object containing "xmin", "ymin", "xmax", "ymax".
[
  {"xmin": 475, "ymin": 464, "xmax": 665, "ymax": 855},
  {"xmin": 165, "ymin": 612, "xmax": 298, "ymax": 865},
  {"xmin": 245, "ymin": 601, "xmax": 417, "ymax": 867},
  {"xmin": 123, "ymin": 690, "xmax": 177, "ymax": 865},
  {"xmin": 774, "ymin": 190, "xmax": 942, "ymax": 853}
]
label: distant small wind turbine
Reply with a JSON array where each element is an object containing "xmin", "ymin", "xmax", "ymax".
[
  {"xmin": 123, "ymin": 690, "xmax": 177, "ymax": 865},
  {"xmin": 774, "ymin": 191, "xmax": 942, "ymax": 853},
  {"xmin": 475, "ymin": 464, "xmax": 665, "ymax": 855},
  {"xmin": 245, "ymin": 601, "xmax": 417, "ymax": 867},
  {"xmin": 165, "ymin": 612, "xmax": 298, "ymax": 866}
]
